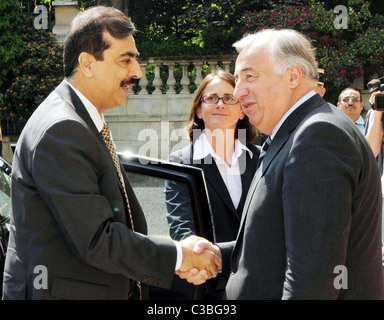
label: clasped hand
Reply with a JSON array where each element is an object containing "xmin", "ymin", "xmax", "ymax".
[{"xmin": 176, "ymin": 235, "xmax": 222, "ymax": 285}]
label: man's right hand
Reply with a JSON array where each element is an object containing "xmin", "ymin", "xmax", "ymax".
[
  {"xmin": 176, "ymin": 235, "xmax": 222, "ymax": 285},
  {"xmin": 370, "ymin": 90, "xmax": 383, "ymax": 108}
]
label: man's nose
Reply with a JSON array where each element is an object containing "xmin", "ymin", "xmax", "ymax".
[
  {"xmin": 234, "ymin": 81, "xmax": 248, "ymax": 101},
  {"xmin": 130, "ymin": 59, "xmax": 143, "ymax": 80}
]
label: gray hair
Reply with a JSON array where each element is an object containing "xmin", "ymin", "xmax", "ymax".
[{"xmin": 233, "ymin": 29, "xmax": 318, "ymax": 80}]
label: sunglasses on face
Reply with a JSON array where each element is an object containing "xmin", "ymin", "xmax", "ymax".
[
  {"xmin": 201, "ymin": 94, "xmax": 239, "ymax": 105},
  {"xmin": 342, "ymin": 96, "xmax": 360, "ymax": 103}
]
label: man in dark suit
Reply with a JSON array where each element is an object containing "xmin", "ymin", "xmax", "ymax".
[
  {"xmin": 182, "ymin": 29, "xmax": 384, "ymax": 299},
  {"xmin": 2, "ymin": 6, "xmax": 221, "ymax": 300}
]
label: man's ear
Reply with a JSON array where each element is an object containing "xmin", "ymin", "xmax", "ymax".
[
  {"xmin": 77, "ymin": 52, "xmax": 95, "ymax": 78},
  {"xmin": 337, "ymin": 102, "xmax": 341, "ymax": 109},
  {"xmin": 321, "ymin": 87, "xmax": 326, "ymax": 97},
  {"xmin": 288, "ymin": 65, "xmax": 303, "ymax": 89}
]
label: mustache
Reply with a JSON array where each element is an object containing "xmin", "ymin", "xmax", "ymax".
[{"xmin": 121, "ymin": 79, "xmax": 135, "ymax": 87}]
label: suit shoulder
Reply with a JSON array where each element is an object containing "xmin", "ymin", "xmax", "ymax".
[
  {"xmin": 19, "ymin": 113, "xmax": 93, "ymax": 163},
  {"xmin": 293, "ymin": 107, "xmax": 369, "ymax": 160},
  {"xmin": 303, "ymin": 103, "xmax": 357, "ymax": 131}
]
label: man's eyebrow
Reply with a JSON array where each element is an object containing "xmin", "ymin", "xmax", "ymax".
[
  {"xmin": 235, "ymin": 66, "xmax": 258, "ymax": 77},
  {"xmin": 240, "ymin": 66, "xmax": 257, "ymax": 73},
  {"xmin": 120, "ymin": 51, "xmax": 139, "ymax": 58}
]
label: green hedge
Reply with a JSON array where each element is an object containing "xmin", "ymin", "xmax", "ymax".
[{"xmin": 0, "ymin": 10, "xmax": 63, "ymax": 127}]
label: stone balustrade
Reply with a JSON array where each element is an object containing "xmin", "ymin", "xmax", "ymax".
[{"xmin": 134, "ymin": 56, "xmax": 236, "ymax": 95}]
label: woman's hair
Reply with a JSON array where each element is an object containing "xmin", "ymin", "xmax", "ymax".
[{"xmin": 185, "ymin": 70, "xmax": 257, "ymax": 144}]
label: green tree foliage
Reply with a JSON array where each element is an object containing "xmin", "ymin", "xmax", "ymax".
[
  {"xmin": 1, "ymin": 15, "xmax": 63, "ymax": 125},
  {"xmin": 125, "ymin": 0, "xmax": 277, "ymax": 57},
  {"xmin": 0, "ymin": 0, "xmax": 26, "ymax": 106},
  {"xmin": 0, "ymin": 0, "xmax": 63, "ymax": 128},
  {"xmin": 241, "ymin": 0, "xmax": 384, "ymax": 102}
]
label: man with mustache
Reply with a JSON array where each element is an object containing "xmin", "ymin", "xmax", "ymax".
[
  {"xmin": 337, "ymin": 88, "xmax": 365, "ymax": 135},
  {"xmin": 183, "ymin": 29, "xmax": 384, "ymax": 299},
  {"xmin": 2, "ymin": 6, "xmax": 221, "ymax": 300}
]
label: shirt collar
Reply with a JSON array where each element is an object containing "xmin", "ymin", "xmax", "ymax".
[
  {"xmin": 271, "ymin": 90, "xmax": 316, "ymax": 140},
  {"xmin": 193, "ymin": 131, "xmax": 253, "ymax": 161},
  {"xmin": 355, "ymin": 115, "xmax": 364, "ymax": 125},
  {"xmin": 65, "ymin": 79, "xmax": 105, "ymax": 132}
]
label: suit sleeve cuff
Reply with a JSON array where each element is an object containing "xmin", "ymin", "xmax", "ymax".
[{"xmin": 174, "ymin": 241, "xmax": 183, "ymax": 271}]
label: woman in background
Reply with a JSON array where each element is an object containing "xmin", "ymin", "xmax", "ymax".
[{"xmin": 165, "ymin": 70, "xmax": 259, "ymax": 299}]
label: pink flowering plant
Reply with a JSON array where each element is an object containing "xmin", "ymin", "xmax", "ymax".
[{"xmin": 241, "ymin": 0, "xmax": 384, "ymax": 102}]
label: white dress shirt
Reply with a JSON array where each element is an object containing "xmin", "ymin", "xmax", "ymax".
[
  {"xmin": 193, "ymin": 131, "xmax": 253, "ymax": 209},
  {"xmin": 65, "ymin": 79, "xmax": 183, "ymax": 270}
]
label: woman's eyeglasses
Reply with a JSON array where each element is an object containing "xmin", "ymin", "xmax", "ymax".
[{"xmin": 201, "ymin": 94, "xmax": 239, "ymax": 105}]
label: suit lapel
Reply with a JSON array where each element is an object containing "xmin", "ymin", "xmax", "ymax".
[
  {"xmin": 237, "ymin": 150, "xmax": 257, "ymax": 213},
  {"xmin": 197, "ymin": 155, "xmax": 239, "ymax": 218}
]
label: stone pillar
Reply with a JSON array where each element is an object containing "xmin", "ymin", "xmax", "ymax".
[
  {"xmin": 139, "ymin": 64, "xmax": 148, "ymax": 95},
  {"xmin": 167, "ymin": 62, "xmax": 177, "ymax": 94},
  {"xmin": 152, "ymin": 62, "xmax": 162, "ymax": 95},
  {"xmin": 52, "ymin": 0, "xmax": 79, "ymax": 43},
  {"xmin": 179, "ymin": 62, "xmax": 190, "ymax": 94},
  {"xmin": 194, "ymin": 61, "xmax": 204, "ymax": 87},
  {"xmin": 223, "ymin": 60, "xmax": 232, "ymax": 73},
  {"xmin": 208, "ymin": 61, "xmax": 216, "ymax": 74}
]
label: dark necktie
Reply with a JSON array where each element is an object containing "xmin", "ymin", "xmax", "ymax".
[
  {"xmin": 257, "ymin": 136, "xmax": 271, "ymax": 169},
  {"xmin": 100, "ymin": 123, "xmax": 142, "ymax": 300}
]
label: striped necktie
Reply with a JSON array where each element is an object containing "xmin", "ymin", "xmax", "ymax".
[
  {"xmin": 257, "ymin": 136, "xmax": 271, "ymax": 169},
  {"xmin": 100, "ymin": 123, "xmax": 142, "ymax": 299}
]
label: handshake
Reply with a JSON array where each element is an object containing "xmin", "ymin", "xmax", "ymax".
[{"xmin": 176, "ymin": 235, "xmax": 222, "ymax": 285}]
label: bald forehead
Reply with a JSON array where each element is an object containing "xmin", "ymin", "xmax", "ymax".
[
  {"xmin": 339, "ymin": 89, "xmax": 361, "ymax": 100},
  {"xmin": 235, "ymin": 42, "xmax": 271, "ymax": 76}
]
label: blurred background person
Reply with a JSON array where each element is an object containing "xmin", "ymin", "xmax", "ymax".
[{"xmin": 337, "ymin": 88, "xmax": 365, "ymax": 134}]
